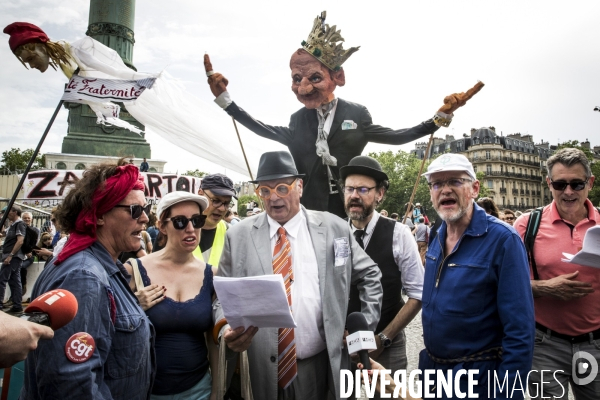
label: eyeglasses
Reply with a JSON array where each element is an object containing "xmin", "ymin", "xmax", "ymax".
[
  {"xmin": 255, "ymin": 179, "xmax": 297, "ymax": 199},
  {"xmin": 549, "ymin": 179, "xmax": 588, "ymax": 191},
  {"xmin": 113, "ymin": 204, "xmax": 152, "ymax": 219},
  {"xmin": 504, "ymin": 216, "xmax": 515, "ymax": 221},
  {"xmin": 165, "ymin": 215, "xmax": 207, "ymax": 230},
  {"xmin": 428, "ymin": 178, "xmax": 472, "ymax": 191},
  {"xmin": 343, "ymin": 186, "xmax": 376, "ymax": 196},
  {"xmin": 208, "ymin": 197, "xmax": 234, "ymax": 209}
]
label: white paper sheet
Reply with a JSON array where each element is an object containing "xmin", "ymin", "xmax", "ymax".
[
  {"xmin": 214, "ymin": 275, "xmax": 297, "ymax": 330},
  {"xmin": 561, "ymin": 225, "xmax": 600, "ymax": 269}
]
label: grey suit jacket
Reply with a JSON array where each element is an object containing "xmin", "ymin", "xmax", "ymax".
[{"xmin": 213, "ymin": 207, "xmax": 382, "ymax": 400}]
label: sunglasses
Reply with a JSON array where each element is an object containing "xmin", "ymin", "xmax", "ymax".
[
  {"xmin": 164, "ymin": 215, "xmax": 207, "ymax": 230},
  {"xmin": 114, "ymin": 204, "xmax": 152, "ymax": 219},
  {"xmin": 255, "ymin": 179, "xmax": 297, "ymax": 199},
  {"xmin": 549, "ymin": 179, "xmax": 588, "ymax": 191}
]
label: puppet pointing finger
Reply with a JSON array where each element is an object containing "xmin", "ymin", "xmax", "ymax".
[{"xmin": 205, "ymin": 10, "xmax": 484, "ymax": 218}]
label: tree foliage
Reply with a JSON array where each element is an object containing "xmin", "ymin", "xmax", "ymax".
[
  {"xmin": 182, "ymin": 169, "xmax": 208, "ymax": 178},
  {"xmin": 369, "ymin": 150, "xmax": 436, "ymax": 220},
  {"xmin": 476, "ymin": 171, "xmax": 491, "ymax": 198},
  {"xmin": 555, "ymin": 140, "xmax": 600, "ymax": 206},
  {"xmin": 0, "ymin": 148, "xmax": 45, "ymax": 174},
  {"xmin": 237, "ymin": 194, "xmax": 260, "ymax": 218}
]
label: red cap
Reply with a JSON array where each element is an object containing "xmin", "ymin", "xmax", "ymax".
[
  {"xmin": 25, "ymin": 289, "xmax": 78, "ymax": 330},
  {"xmin": 3, "ymin": 22, "xmax": 49, "ymax": 52}
]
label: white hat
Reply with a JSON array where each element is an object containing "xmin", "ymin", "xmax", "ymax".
[
  {"xmin": 157, "ymin": 191, "xmax": 209, "ymax": 219},
  {"xmin": 252, "ymin": 207, "xmax": 262, "ymax": 213},
  {"xmin": 422, "ymin": 153, "xmax": 476, "ymax": 182}
]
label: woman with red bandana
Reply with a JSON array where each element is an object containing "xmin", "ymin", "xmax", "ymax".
[{"xmin": 21, "ymin": 160, "xmax": 155, "ymax": 400}]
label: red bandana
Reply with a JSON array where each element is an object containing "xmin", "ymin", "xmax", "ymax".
[
  {"xmin": 3, "ymin": 22, "xmax": 49, "ymax": 53},
  {"xmin": 55, "ymin": 165, "xmax": 145, "ymax": 265}
]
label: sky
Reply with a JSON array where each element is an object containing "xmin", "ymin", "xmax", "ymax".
[{"xmin": 1, "ymin": 0, "xmax": 600, "ymax": 183}]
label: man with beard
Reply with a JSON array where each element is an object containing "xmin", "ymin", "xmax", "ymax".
[
  {"xmin": 419, "ymin": 153, "xmax": 534, "ymax": 399},
  {"xmin": 204, "ymin": 11, "xmax": 483, "ymax": 218},
  {"xmin": 341, "ymin": 156, "xmax": 423, "ymax": 393},
  {"xmin": 194, "ymin": 173, "xmax": 236, "ymax": 266}
]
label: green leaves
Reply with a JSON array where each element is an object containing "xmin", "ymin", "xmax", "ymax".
[{"xmin": 0, "ymin": 148, "xmax": 45, "ymax": 175}]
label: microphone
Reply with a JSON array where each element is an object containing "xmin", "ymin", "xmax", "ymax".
[
  {"xmin": 21, "ymin": 289, "xmax": 78, "ymax": 330},
  {"xmin": 346, "ymin": 312, "xmax": 376, "ymax": 369}
]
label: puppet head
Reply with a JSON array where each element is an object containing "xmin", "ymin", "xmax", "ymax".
[
  {"xmin": 4, "ymin": 22, "xmax": 73, "ymax": 73},
  {"xmin": 290, "ymin": 11, "xmax": 359, "ymax": 109}
]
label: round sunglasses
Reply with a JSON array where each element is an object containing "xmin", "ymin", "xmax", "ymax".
[
  {"xmin": 549, "ymin": 179, "xmax": 588, "ymax": 191},
  {"xmin": 114, "ymin": 204, "xmax": 152, "ymax": 219},
  {"xmin": 164, "ymin": 215, "xmax": 207, "ymax": 230}
]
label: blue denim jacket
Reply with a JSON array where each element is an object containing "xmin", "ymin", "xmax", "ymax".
[
  {"xmin": 21, "ymin": 242, "xmax": 155, "ymax": 400},
  {"xmin": 421, "ymin": 204, "xmax": 535, "ymax": 399}
]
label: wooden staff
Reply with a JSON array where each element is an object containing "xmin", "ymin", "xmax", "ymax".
[{"xmin": 402, "ymin": 81, "xmax": 485, "ymax": 224}]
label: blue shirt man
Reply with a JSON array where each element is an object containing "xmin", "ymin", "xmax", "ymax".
[
  {"xmin": 140, "ymin": 158, "xmax": 149, "ymax": 172},
  {"xmin": 419, "ymin": 153, "xmax": 534, "ymax": 399}
]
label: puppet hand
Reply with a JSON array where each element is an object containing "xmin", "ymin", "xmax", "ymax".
[
  {"xmin": 438, "ymin": 81, "xmax": 484, "ymax": 114},
  {"xmin": 204, "ymin": 54, "xmax": 229, "ymax": 97}
]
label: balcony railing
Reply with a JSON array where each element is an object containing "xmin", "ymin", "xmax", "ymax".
[{"xmin": 500, "ymin": 188, "xmax": 507, "ymax": 194}]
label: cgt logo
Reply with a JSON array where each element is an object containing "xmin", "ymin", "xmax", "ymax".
[{"xmin": 572, "ymin": 351, "xmax": 598, "ymax": 386}]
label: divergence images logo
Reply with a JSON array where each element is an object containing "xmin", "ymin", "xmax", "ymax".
[{"xmin": 573, "ymin": 351, "xmax": 598, "ymax": 386}]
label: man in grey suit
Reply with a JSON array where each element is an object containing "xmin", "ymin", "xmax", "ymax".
[
  {"xmin": 213, "ymin": 151, "xmax": 382, "ymax": 400},
  {"xmin": 204, "ymin": 12, "xmax": 482, "ymax": 218}
]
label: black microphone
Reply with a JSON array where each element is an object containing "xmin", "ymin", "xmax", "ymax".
[{"xmin": 346, "ymin": 312, "xmax": 375, "ymax": 369}]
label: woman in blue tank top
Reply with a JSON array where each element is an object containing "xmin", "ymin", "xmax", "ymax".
[{"xmin": 125, "ymin": 192, "xmax": 218, "ymax": 400}]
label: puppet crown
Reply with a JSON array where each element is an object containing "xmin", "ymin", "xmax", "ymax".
[{"xmin": 301, "ymin": 11, "xmax": 359, "ymax": 71}]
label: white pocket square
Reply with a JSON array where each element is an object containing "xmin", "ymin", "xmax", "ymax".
[{"xmin": 341, "ymin": 120, "xmax": 357, "ymax": 130}]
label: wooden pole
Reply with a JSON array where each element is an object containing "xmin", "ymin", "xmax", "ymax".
[
  {"xmin": 402, "ymin": 132, "xmax": 436, "ymax": 224},
  {"xmin": 231, "ymin": 117, "xmax": 263, "ymax": 210}
]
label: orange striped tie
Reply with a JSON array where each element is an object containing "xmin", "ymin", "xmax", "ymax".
[{"xmin": 273, "ymin": 227, "xmax": 297, "ymax": 389}]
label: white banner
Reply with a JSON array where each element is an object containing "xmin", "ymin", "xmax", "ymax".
[
  {"xmin": 62, "ymin": 75, "xmax": 156, "ymax": 104},
  {"xmin": 20, "ymin": 170, "xmax": 202, "ymax": 209}
]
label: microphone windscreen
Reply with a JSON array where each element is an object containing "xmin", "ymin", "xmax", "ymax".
[
  {"xmin": 346, "ymin": 312, "xmax": 370, "ymax": 334},
  {"xmin": 25, "ymin": 289, "xmax": 78, "ymax": 330}
]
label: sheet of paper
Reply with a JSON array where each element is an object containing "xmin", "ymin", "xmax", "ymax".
[
  {"xmin": 561, "ymin": 226, "xmax": 600, "ymax": 269},
  {"xmin": 214, "ymin": 275, "xmax": 297, "ymax": 330}
]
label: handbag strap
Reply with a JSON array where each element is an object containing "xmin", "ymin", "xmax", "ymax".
[{"xmin": 127, "ymin": 258, "xmax": 145, "ymax": 291}]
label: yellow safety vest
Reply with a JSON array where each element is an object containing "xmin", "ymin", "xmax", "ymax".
[{"xmin": 193, "ymin": 220, "xmax": 227, "ymax": 266}]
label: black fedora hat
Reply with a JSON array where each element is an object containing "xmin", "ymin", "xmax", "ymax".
[
  {"xmin": 340, "ymin": 155, "xmax": 388, "ymax": 182},
  {"xmin": 250, "ymin": 151, "xmax": 305, "ymax": 183}
]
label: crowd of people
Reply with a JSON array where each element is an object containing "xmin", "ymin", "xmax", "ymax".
[
  {"xmin": 1, "ymin": 14, "xmax": 598, "ymax": 400},
  {"xmin": 0, "ymin": 146, "xmax": 595, "ymax": 400}
]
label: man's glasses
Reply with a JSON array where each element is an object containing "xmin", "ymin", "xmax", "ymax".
[
  {"xmin": 165, "ymin": 215, "xmax": 207, "ymax": 230},
  {"xmin": 549, "ymin": 179, "xmax": 588, "ymax": 191},
  {"xmin": 343, "ymin": 186, "xmax": 376, "ymax": 196},
  {"xmin": 208, "ymin": 197, "xmax": 234, "ymax": 209},
  {"xmin": 428, "ymin": 178, "xmax": 472, "ymax": 191},
  {"xmin": 255, "ymin": 179, "xmax": 297, "ymax": 199},
  {"xmin": 113, "ymin": 204, "xmax": 152, "ymax": 219}
]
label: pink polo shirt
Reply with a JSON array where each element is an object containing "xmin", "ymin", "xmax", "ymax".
[{"xmin": 514, "ymin": 199, "xmax": 600, "ymax": 336}]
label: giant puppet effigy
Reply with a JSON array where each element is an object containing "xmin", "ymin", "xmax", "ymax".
[
  {"xmin": 205, "ymin": 11, "xmax": 483, "ymax": 217},
  {"xmin": 3, "ymin": 22, "xmax": 253, "ymax": 176}
]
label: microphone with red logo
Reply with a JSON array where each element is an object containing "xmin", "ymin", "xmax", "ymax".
[
  {"xmin": 346, "ymin": 312, "xmax": 377, "ymax": 369},
  {"xmin": 20, "ymin": 289, "xmax": 78, "ymax": 330}
]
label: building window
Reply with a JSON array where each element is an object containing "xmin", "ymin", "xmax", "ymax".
[
  {"xmin": 512, "ymin": 167, "xmax": 515, "ymax": 174},
  {"xmin": 502, "ymin": 196, "xmax": 505, "ymax": 205},
  {"xmin": 487, "ymin": 180, "xmax": 493, "ymax": 189},
  {"xmin": 473, "ymin": 166, "xmax": 477, "ymax": 173},
  {"xmin": 486, "ymin": 165, "xmax": 492, "ymax": 174},
  {"xmin": 75, "ymin": 163, "xmax": 86, "ymax": 170},
  {"xmin": 486, "ymin": 151, "xmax": 491, "ymax": 160},
  {"xmin": 56, "ymin": 162, "xmax": 67, "ymax": 170},
  {"xmin": 484, "ymin": 137, "xmax": 490, "ymax": 144},
  {"xmin": 514, "ymin": 197, "xmax": 517, "ymax": 206}
]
